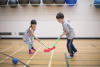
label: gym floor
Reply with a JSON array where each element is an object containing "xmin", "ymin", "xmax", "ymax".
[{"xmin": 0, "ymin": 39, "xmax": 100, "ymax": 67}]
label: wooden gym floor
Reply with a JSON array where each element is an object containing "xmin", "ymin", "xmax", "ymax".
[{"xmin": 0, "ymin": 39, "xmax": 100, "ymax": 67}]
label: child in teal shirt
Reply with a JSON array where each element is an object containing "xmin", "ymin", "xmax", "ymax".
[{"xmin": 24, "ymin": 20, "xmax": 40, "ymax": 54}]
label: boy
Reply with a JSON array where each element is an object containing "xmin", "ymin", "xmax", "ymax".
[
  {"xmin": 56, "ymin": 12, "xmax": 77, "ymax": 58},
  {"xmin": 24, "ymin": 19, "xmax": 40, "ymax": 54}
]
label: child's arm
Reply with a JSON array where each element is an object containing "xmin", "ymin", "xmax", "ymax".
[
  {"xmin": 60, "ymin": 22, "xmax": 70, "ymax": 38},
  {"xmin": 30, "ymin": 28, "xmax": 40, "ymax": 42},
  {"xmin": 60, "ymin": 32, "xmax": 69, "ymax": 38}
]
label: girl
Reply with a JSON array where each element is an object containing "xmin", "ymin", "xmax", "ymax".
[{"xmin": 24, "ymin": 19, "xmax": 40, "ymax": 54}]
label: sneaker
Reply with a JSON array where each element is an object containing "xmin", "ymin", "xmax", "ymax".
[
  {"xmin": 31, "ymin": 47, "xmax": 36, "ymax": 51},
  {"xmin": 29, "ymin": 50, "xmax": 33, "ymax": 54},
  {"xmin": 67, "ymin": 56, "xmax": 73, "ymax": 59}
]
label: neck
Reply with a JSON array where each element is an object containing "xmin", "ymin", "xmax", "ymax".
[{"xmin": 61, "ymin": 20, "xmax": 64, "ymax": 24}]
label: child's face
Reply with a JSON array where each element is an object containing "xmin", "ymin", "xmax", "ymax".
[
  {"xmin": 57, "ymin": 18, "xmax": 64, "ymax": 23},
  {"xmin": 31, "ymin": 24, "xmax": 36, "ymax": 30}
]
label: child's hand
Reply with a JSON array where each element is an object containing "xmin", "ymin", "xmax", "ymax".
[
  {"xmin": 36, "ymin": 38, "xmax": 40, "ymax": 42},
  {"xmin": 60, "ymin": 34, "xmax": 63, "ymax": 38}
]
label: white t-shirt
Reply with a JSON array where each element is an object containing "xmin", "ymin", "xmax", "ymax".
[{"xmin": 62, "ymin": 20, "xmax": 75, "ymax": 39}]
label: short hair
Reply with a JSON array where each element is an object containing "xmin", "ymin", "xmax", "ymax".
[
  {"xmin": 56, "ymin": 12, "xmax": 64, "ymax": 19},
  {"xmin": 31, "ymin": 19, "xmax": 37, "ymax": 25}
]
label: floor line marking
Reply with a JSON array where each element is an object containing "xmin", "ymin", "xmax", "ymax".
[
  {"xmin": 0, "ymin": 47, "xmax": 24, "ymax": 63},
  {"xmin": 48, "ymin": 50, "xmax": 54, "ymax": 67},
  {"xmin": 24, "ymin": 47, "xmax": 41, "ymax": 67},
  {"xmin": 0, "ymin": 45, "xmax": 13, "ymax": 52},
  {"xmin": 64, "ymin": 53, "xmax": 69, "ymax": 67}
]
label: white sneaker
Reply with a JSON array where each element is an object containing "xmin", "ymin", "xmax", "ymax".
[{"xmin": 67, "ymin": 56, "xmax": 73, "ymax": 59}]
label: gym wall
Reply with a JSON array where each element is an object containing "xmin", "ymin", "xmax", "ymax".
[{"xmin": 0, "ymin": 0, "xmax": 100, "ymax": 38}]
